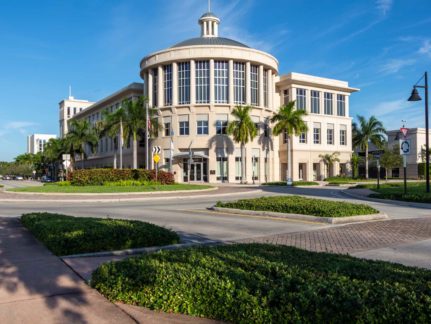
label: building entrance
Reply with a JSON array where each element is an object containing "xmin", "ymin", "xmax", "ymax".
[{"xmin": 183, "ymin": 158, "xmax": 208, "ymax": 182}]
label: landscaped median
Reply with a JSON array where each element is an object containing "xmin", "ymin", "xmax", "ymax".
[
  {"xmin": 21, "ymin": 213, "xmax": 180, "ymax": 256},
  {"xmin": 213, "ymin": 196, "xmax": 386, "ymax": 224},
  {"xmin": 91, "ymin": 243, "xmax": 431, "ymax": 323},
  {"xmin": 354, "ymin": 182, "xmax": 431, "ymax": 204}
]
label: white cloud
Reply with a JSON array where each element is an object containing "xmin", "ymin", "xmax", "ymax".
[
  {"xmin": 376, "ymin": 0, "xmax": 393, "ymax": 15},
  {"xmin": 374, "ymin": 99, "xmax": 408, "ymax": 117},
  {"xmin": 0, "ymin": 121, "xmax": 37, "ymax": 138},
  {"xmin": 418, "ymin": 40, "xmax": 431, "ymax": 58},
  {"xmin": 379, "ymin": 59, "xmax": 415, "ymax": 74}
]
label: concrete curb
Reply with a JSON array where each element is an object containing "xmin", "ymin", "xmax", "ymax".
[
  {"xmin": 4, "ymin": 187, "xmax": 218, "ymax": 196},
  {"xmin": 342, "ymin": 189, "xmax": 431, "ymax": 209},
  {"xmin": 61, "ymin": 240, "xmax": 222, "ymax": 259},
  {"xmin": 211, "ymin": 206, "xmax": 389, "ymax": 224},
  {"xmin": 0, "ymin": 189, "xmax": 263, "ymax": 203}
]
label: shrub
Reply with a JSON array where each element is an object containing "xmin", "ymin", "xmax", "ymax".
[
  {"xmin": 56, "ymin": 181, "xmax": 71, "ymax": 187},
  {"xmin": 91, "ymin": 244, "xmax": 431, "ymax": 323},
  {"xmin": 216, "ymin": 196, "xmax": 378, "ymax": 217},
  {"xmin": 102, "ymin": 180, "xmax": 160, "ymax": 187},
  {"xmin": 68, "ymin": 169, "xmax": 174, "ymax": 186},
  {"xmin": 21, "ymin": 213, "xmax": 180, "ymax": 255}
]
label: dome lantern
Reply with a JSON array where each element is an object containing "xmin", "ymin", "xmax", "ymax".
[{"xmin": 199, "ymin": 12, "xmax": 220, "ymax": 38}]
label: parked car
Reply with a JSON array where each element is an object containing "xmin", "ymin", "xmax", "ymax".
[
  {"xmin": 41, "ymin": 175, "xmax": 53, "ymax": 183},
  {"xmin": 3, "ymin": 175, "xmax": 12, "ymax": 180},
  {"xmin": 14, "ymin": 176, "xmax": 24, "ymax": 180}
]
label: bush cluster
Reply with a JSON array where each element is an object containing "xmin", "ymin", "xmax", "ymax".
[
  {"xmin": 21, "ymin": 213, "xmax": 180, "ymax": 256},
  {"xmin": 370, "ymin": 192, "xmax": 431, "ymax": 203},
  {"xmin": 216, "ymin": 196, "xmax": 378, "ymax": 217},
  {"xmin": 68, "ymin": 168, "xmax": 174, "ymax": 186},
  {"xmin": 91, "ymin": 244, "xmax": 431, "ymax": 323}
]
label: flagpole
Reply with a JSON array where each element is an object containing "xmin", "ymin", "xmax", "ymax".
[{"xmin": 145, "ymin": 100, "xmax": 149, "ymax": 170}]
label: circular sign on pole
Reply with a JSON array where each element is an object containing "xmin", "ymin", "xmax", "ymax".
[{"xmin": 399, "ymin": 139, "xmax": 411, "ymax": 155}]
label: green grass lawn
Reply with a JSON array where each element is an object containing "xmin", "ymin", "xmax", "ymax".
[
  {"xmin": 216, "ymin": 195, "xmax": 378, "ymax": 217},
  {"xmin": 91, "ymin": 244, "xmax": 431, "ymax": 323},
  {"xmin": 355, "ymin": 182, "xmax": 431, "ymax": 203},
  {"xmin": 9, "ymin": 183, "xmax": 213, "ymax": 193},
  {"xmin": 21, "ymin": 213, "xmax": 180, "ymax": 256},
  {"xmin": 263, "ymin": 181, "xmax": 319, "ymax": 186}
]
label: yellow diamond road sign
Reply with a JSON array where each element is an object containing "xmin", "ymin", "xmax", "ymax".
[{"xmin": 153, "ymin": 154, "xmax": 160, "ymax": 164}]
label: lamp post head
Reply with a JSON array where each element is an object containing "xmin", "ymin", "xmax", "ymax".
[{"xmin": 408, "ymin": 87, "xmax": 422, "ymax": 102}]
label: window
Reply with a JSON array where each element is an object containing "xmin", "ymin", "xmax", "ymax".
[
  {"xmin": 164, "ymin": 122, "xmax": 171, "ymax": 137},
  {"xmin": 263, "ymin": 69, "xmax": 268, "ymax": 107},
  {"xmin": 299, "ymin": 131, "xmax": 307, "ymax": 143},
  {"xmin": 283, "ymin": 89, "xmax": 290, "ymax": 105},
  {"xmin": 340, "ymin": 125, "xmax": 347, "ymax": 145},
  {"xmin": 313, "ymin": 123, "xmax": 321, "ymax": 144},
  {"xmin": 235, "ymin": 149, "xmax": 242, "ymax": 181},
  {"xmin": 252, "ymin": 116, "xmax": 260, "ymax": 136},
  {"xmin": 216, "ymin": 149, "xmax": 228, "ymax": 181},
  {"xmin": 214, "ymin": 61, "xmax": 229, "ymax": 103},
  {"xmin": 311, "ymin": 90, "xmax": 320, "ymax": 114},
  {"xmin": 216, "ymin": 115, "xmax": 228, "ymax": 135},
  {"xmin": 283, "ymin": 130, "xmax": 288, "ymax": 144},
  {"xmin": 296, "ymin": 88, "xmax": 306, "ymax": 110},
  {"xmin": 178, "ymin": 62, "xmax": 190, "ymax": 105},
  {"xmin": 73, "ymin": 107, "xmax": 77, "ymax": 115},
  {"xmin": 179, "ymin": 115, "xmax": 189, "ymax": 135},
  {"xmin": 234, "ymin": 62, "xmax": 245, "ymax": 104},
  {"xmin": 164, "ymin": 64, "xmax": 173, "ymax": 106},
  {"xmin": 152, "ymin": 68, "xmax": 158, "ymax": 107},
  {"xmin": 197, "ymin": 115, "xmax": 209, "ymax": 135},
  {"xmin": 67, "ymin": 107, "xmax": 70, "ymax": 118},
  {"xmin": 337, "ymin": 94, "xmax": 346, "ymax": 116},
  {"xmin": 251, "ymin": 149, "xmax": 260, "ymax": 181},
  {"xmin": 324, "ymin": 92, "xmax": 333, "ymax": 115},
  {"xmin": 327, "ymin": 124, "xmax": 334, "ymax": 145},
  {"xmin": 251, "ymin": 65, "xmax": 259, "ymax": 106},
  {"xmin": 264, "ymin": 118, "xmax": 269, "ymax": 137},
  {"xmin": 196, "ymin": 61, "xmax": 210, "ymax": 104}
]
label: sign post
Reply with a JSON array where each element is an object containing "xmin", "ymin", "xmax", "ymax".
[
  {"xmin": 400, "ymin": 135, "xmax": 410, "ymax": 195},
  {"xmin": 152, "ymin": 146, "xmax": 161, "ymax": 182}
]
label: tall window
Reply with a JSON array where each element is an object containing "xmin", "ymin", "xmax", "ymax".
[
  {"xmin": 296, "ymin": 88, "xmax": 306, "ymax": 110},
  {"xmin": 251, "ymin": 149, "xmax": 260, "ymax": 181},
  {"xmin": 216, "ymin": 115, "xmax": 228, "ymax": 135},
  {"xmin": 299, "ymin": 131, "xmax": 307, "ymax": 143},
  {"xmin": 263, "ymin": 69, "xmax": 268, "ymax": 107},
  {"xmin": 179, "ymin": 115, "xmax": 189, "ymax": 136},
  {"xmin": 337, "ymin": 94, "xmax": 346, "ymax": 116},
  {"xmin": 324, "ymin": 92, "xmax": 333, "ymax": 115},
  {"xmin": 197, "ymin": 115, "xmax": 209, "ymax": 135},
  {"xmin": 196, "ymin": 61, "xmax": 210, "ymax": 104},
  {"xmin": 164, "ymin": 119, "xmax": 171, "ymax": 137},
  {"xmin": 283, "ymin": 89, "xmax": 289, "ymax": 105},
  {"xmin": 178, "ymin": 62, "xmax": 190, "ymax": 105},
  {"xmin": 152, "ymin": 68, "xmax": 158, "ymax": 107},
  {"xmin": 235, "ymin": 149, "xmax": 242, "ymax": 181},
  {"xmin": 313, "ymin": 123, "xmax": 321, "ymax": 144},
  {"xmin": 164, "ymin": 64, "xmax": 172, "ymax": 106},
  {"xmin": 311, "ymin": 90, "xmax": 320, "ymax": 114},
  {"xmin": 67, "ymin": 107, "xmax": 70, "ymax": 118},
  {"xmin": 234, "ymin": 62, "xmax": 245, "ymax": 104},
  {"xmin": 216, "ymin": 149, "xmax": 228, "ymax": 182},
  {"xmin": 340, "ymin": 125, "xmax": 347, "ymax": 145},
  {"xmin": 214, "ymin": 61, "xmax": 229, "ymax": 103},
  {"xmin": 327, "ymin": 124, "xmax": 334, "ymax": 145},
  {"xmin": 250, "ymin": 65, "xmax": 259, "ymax": 106}
]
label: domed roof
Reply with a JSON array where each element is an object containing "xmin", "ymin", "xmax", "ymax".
[
  {"xmin": 199, "ymin": 12, "xmax": 219, "ymax": 20},
  {"xmin": 171, "ymin": 37, "xmax": 249, "ymax": 48}
]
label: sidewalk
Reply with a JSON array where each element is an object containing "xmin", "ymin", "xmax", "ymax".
[{"xmin": 0, "ymin": 217, "xmax": 135, "ymax": 323}]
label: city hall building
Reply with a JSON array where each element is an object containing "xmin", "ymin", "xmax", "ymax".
[{"xmin": 66, "ymin": 10, "xmax": 358, "ymax": 183}]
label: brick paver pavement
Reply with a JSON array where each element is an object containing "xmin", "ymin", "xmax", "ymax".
[{"xmin": 241, "ymin": 218, "xmax": 431, "ymax": 254}]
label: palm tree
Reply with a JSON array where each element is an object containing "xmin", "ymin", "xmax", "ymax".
[
  {"xmin": 319, "ymin": 152, "xmax": 340, "ymax": 179},
  {"xmin": 66, "ymin": 119, "xmax": 98, "ymax": 169},
  {"xmin": 227, "ymin": 106, "xmax": 257, "ymax": 184},
  {"xmin": 353, "ymin": 115, "xmax": 386, "ymax": 179},
  {"xmin": 102, "ymin": 108, "xmax": 125, "ymax": 169},
  {"xmin": 43, "ymin": 138, "xmax": 67, "ymax": 180},
  {"xmin": 271, "ymin": 101, "xmax": 308, "ymax": 185}
]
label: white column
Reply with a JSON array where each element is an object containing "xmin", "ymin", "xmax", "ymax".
[
  {"xmin": 208, "ymin": 21, "xmax": 213, "ymax": 36},
  {"xmin": 158, "ymin": 65, "xmax": 164, "ymax": 107},
  {"xmin": 229, "ymin": 60, "xmax": 234, "ymax": 105},
  {"xmin": 210, "ymin": 59, "xmax": 215, "ymax": 104},
  {"xmin": 214, "ymin": 22, "xmax": 219, "ymax": 37},
  {"xmin": 190, "ymin": 60, "xmax": 196, "ymax": 105},
  {"xmin": 246, "ymin": 62, "xmax": 251, "ymax": 105},
  {"xmin": 259, "ymin": 65, "xmax": 264, "ymax": 107},
  {"xmin": 148, "ymin": 70, "xmax": 153, "ymax": 107},
  {"xmin": 172, "ymin": 62, "xmax": 178, "ymax": 106},
  {"xmin": 268, "ymin": 70, "xmax": 273, "ymax": 109}
]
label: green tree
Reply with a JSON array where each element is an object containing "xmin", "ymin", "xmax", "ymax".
[
  {"xmin": 227, "ymin": 106, "xmax": 257, "ymax": 184},
  {"xmin": 350, "ymin": 153, "xmax": 361, "ymax": 179},
  {"xmin": 271, "ymin": 101, "xmax": 308, "ymax": 184},
  {"xmin": 352, "ymin": 115, "xmax": 386, "ymax": 179},
  {"xmin": 319, "ymin": 152, "xmax": 340, "ymax": 179},
  {"xmin": 102, "ymin": 108, "xmax": 126, "ymax": 169},
  {"xmin": 380, "ymin": 144, "xmax": 402, "ymax": 181},
  {"xmin": 65, "ymin": 119, "xmax": 98, "ymax": 169}
]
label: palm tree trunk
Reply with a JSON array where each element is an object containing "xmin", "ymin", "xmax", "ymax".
[
  {"xmin": 241, "ymin": 142, "xmax": 245, "ymax": 184},
  {"xmin": 81, "ymin": 153, "xmax": 85, "ymax": 169},
  {"xmin": 119, "ymin": 120, "xmax": 123, "ymax": 169},
  {"xmin": 287, "ymin": 135, "xmax": 292, "ymax": 185},
  {"xmin": 113, "ymin": 143, "xmax": 117, "ymax": 169},
  {"xmin": 365, "ymin": 144, "xmax": 369, "ymax": 179},
  {"xmin": 133, "ymin": 132, "xmax": 138, "ymax": 169}
]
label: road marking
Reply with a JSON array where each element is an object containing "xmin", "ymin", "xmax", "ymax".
[{"xmin": 179, "ymin": 208, "xmax": 321, "ymax": 225}]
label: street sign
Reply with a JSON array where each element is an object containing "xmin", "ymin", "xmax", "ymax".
[
  {"xmin": 152, "ymin": 146, "xmax": 161, "ymax": 154},
  {"xmin": 400, "ymin": 127, "xmax": 408, "ymax": 138},
  {"xmin": 153, "ymin": 154, "xmax": 160, "ymax": 164},
  {"xmin": 399, "ymin": 139, "xmax": 411, "ymax": 155},
  {"xmin": 62, "ymin": 154, "xmax": 71, "ymax": 161}
]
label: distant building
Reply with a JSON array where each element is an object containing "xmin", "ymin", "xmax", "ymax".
[
  {"xmin": 27, "ymin": 134, "xmax": 57, "ymax": 154},
  {"xmin": 59, "ymin": 96, "xmax": 94, "ymax": 138}
]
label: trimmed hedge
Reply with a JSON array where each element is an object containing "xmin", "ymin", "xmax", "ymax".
[
  {"xmin": 68, "ymin": 168, "xmax": 174, "ymax": 186},
  {"xmin": 21, "ymin": 213, "xmax": 180, "ymax": 256},
  {"xmin": 216, "ymin": 196, "xmax": 378, "ymax": 217},
  {"xmin": 91, "ymin": 244, "xmax": 431, "ymax": 323}
]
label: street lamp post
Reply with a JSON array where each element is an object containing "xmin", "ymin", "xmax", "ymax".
[{"xmin": 408, "ymin": 72, "xmax": 429, "ymax": 193}]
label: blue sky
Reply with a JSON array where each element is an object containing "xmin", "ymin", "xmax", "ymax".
[{"xmin": 0, "ymin": 0, "xmax": 430, "ymax": 161}]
